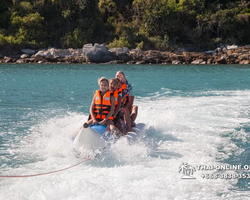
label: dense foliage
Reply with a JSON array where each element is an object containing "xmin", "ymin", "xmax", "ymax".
[{"xmin": 0, "ymin": 0, "xmax": 249, "ymax": 51}]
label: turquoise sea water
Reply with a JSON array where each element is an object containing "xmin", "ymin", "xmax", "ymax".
[{"xmin": 1, "ymin": 64, "xmax": 250, "ymax": 199}]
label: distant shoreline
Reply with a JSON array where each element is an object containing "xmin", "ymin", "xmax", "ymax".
[{"xmin": 0, "ymin": 45, "xmax": 250, "ymax": 65}]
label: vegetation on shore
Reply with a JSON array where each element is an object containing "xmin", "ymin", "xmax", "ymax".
[{"xmin": 0, "ymin": 0, "xmax": 249, "ymax": 52}]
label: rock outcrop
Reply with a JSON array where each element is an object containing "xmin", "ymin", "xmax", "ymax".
[{"xmin": 1, "ymin": 44, "xmax": 250, "ymax": 65}]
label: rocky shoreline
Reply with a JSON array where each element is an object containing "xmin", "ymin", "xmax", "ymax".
[{"xmin": 0, "ymin": 44, "xmax": 250, "ymax": 65}]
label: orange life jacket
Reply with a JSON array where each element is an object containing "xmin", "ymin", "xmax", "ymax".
[
  {"xmin": 92, "ymin": 90, "xmax": 113, "ymax": 120},
  {"xmin": 116, "ymin": 86, "xmax": 125, "ymax": 106},
  {"xmin": 117, "ymin": 87, "xmax": 123, "ymax": 100},
  {"xmin": 121, "ymin": 82, "xmax": 129, "ymax": 106},
  {"xmin": 112, "ymin": 89, "xmax": 124, "ymax": 112},
  {"xmin": 121, "ymin": 82, "xmax": 127, "ymax": 90}
]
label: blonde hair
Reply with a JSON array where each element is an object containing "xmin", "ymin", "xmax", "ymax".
[
  {"xmin": 116, "ymin": 71, "xmax": 125, "ymax": 77},
  {"xmin": 98, "ymin": 77, "xmax": 109, "ymax": 85},
  {"xmin": 109, "ymin": 78, "xmax": 118, "ymax": 85}
]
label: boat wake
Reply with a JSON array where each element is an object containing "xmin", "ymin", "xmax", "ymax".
[{"xmin": 1, "ymin": 90, "xmax": 250, "ymax": 199}]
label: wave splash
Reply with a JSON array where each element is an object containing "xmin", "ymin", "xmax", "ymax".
[{"xmin": 1, "ymin": 90, "xmax": 250, "ymax": 199}]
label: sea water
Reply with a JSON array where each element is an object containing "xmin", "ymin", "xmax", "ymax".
[{"xmin": 0, "ymin": 64, "xmax": 250, "ymax": 199}]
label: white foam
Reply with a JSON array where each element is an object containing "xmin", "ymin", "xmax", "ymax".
[{"xmin": 1, "ymin": 90, "xmax": 250, "ymax": 199}]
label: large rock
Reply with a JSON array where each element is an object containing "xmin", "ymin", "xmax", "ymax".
[
  {"xmin": 34, "ymin": 49, "xmax": 47, "ymax": 58},
  {"xmin": 207, "ymin": 58, "xmax": 213, "ymax": 64},
  {"xmin": 99, "ymin": 54, "xmax": 116, "ymax": 63},
  {"xmin": 82, "ymin": 43, "xmax": 93, "ymax": 55},
  {"xmin": 109, "ymin": 47, "xmax": 130, "ymax": 55},
  {"xmin": 20, "ymin": 54, "xmax": 29, "ymax": 59},
  {"xmin": 144, "ymin": 50, "xmax": 164, "ymax": 60},
  {"xmin": 86, "ymin": 47, "xmax": 104, "ymax": 62},
  {"xmin": 34, "ymin": 48, "xmax": 76, "ymax": 58},
  {"xmin": 239, "ymin": 53, "xmax": 250, "ymax": 60},
  {"xmin": 16, "ymin": 59, "xmax": 25, "ymax": 63},
  {"xmin": 83, "ymin": 43, "xmax": 93, "ymax": 48},
  {"xmin": 172, "ymin": 60, "xmax": 181, "ymax": 65},
  {"xmin": 239, "ymin": 60, "xmax": 250, "ymax": 64},
  {"xmin": 170, "ymin": 53, "xmax": 185, "ymax": 63},
  {"xmin": 3, "ymin": 56, "xmax": 12, "ymax": 63},
  {"xmin": 86, "ymin": 44, "xmax": 116, "ymax": 63},
  {"xmin": 49, "ymin": 48, "xmax": 72, "ymax": 58},
  {"xmin": 215, "ymin": 56, "xmax": 227, "ymax": 64},
  {"xmin": 109, "ymin": 47, "xmax": 132, "ymax": 62},
  {"xmin": 227, "ymin": 45, "xmax": 238, "ymax": 50},
  {"xmin": 191, "ymin": 59, "xmax": 205, "ymax": 65},
  {"xmin": 64, "ymin": 56, "xmax": 86, "ymax": 63},
  {"xmin": 71, "ymin": 49, "xmax": 84, "ymax": 57},
  {"xmin": 129, "ymin": 49, "xmax": 144, "ymax": 61}
]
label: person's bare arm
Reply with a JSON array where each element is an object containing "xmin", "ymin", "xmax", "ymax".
[
  {"xmin": 125, "ymin": 96, "xmax": 134, "ymax": 110},
  {"xmin": 89, "ymin": 96, "xmax": 98, "ymax": 124}
]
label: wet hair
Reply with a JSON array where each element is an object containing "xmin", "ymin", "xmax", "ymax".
[
  {"xmin": 98, "ymin": 77, "xmax": 109, "ymax": 85},
  {"xmin": 109, "ymin": 78, "xmax": 118, "ymax": 85}
]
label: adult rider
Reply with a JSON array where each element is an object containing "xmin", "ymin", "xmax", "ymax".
[{"xmin": 115, "ymin": 71, "xmax": 138, "ymax": 132}]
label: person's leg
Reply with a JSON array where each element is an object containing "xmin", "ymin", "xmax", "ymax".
[
  {"xmin": 85, "ymin": 119, "xmax": 93, "ymax": 127},
  {"xmin": 130, "ymin": 105, "xmax": 138, "ymax": 127},
  {"xmin": 115, "ymin": 121, "xmax": 127, "ymax": 135},
  {"xmin": 106, "ymin": 120, "xmax": 123, "ymax": 136},
  {"xmin": 122, "ymin": 107, "xmax": 134, "ymax": 132},
  {"xmin": 85, "ymin": 117, "xmax": 101, "ymax": 127},
  {"xmin": 113, "ymin": 114, "xmax": 126, "ymax": 135},
  {"xmin": 85, "ymin": 114, "xmax": 93, "ymax": 127}
]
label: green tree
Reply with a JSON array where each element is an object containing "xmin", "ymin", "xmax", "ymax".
[
  {"xmin": 8, "ymin": 1, "xmax": 45, "ymax": 46},
  {"xmin": 0, "ymin": 0, "xmax": 250, "ymax": 51}
]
